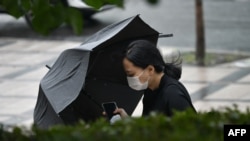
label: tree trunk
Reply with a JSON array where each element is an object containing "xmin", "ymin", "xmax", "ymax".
[{"xmin": 195, "ymin": 0, "xmax": 205, "ymax": 66}]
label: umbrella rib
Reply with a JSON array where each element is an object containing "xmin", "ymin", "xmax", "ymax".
[
  {"xmin": 84, "ymin": 91, "xmax": 103, "ymax": 110},
  {"xmin": 45, "ymin": 64, "xmax": 51, "ymax": 69},
  {"xmin": 85, "ymin": 50, "xmax": 104, "ymax": 77},
  {"xmin": 159, "ymin": 33, "xmax": 173, "ymax": 38}
]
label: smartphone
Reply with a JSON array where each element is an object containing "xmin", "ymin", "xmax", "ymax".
[{"xmin": 102, "ymin": 102, "xmax": 118, "ymax": 120}]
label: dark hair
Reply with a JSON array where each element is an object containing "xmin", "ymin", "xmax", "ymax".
[{"xmin": 124, "ymin": 40, "xmax": 182, "ymax": 80}]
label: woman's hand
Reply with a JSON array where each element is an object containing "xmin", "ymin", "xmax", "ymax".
[
  {"xmin": 102, "ymin": 108, "xmax": 129, "ymax": 119},
  {"xmin": 113, "ymin": 108, "xmax": 128, "ymax": 119}
]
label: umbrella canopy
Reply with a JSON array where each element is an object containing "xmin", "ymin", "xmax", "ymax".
[{"xmin": 34, "ymin": 15, "xmax": 163, "ymax": 128}]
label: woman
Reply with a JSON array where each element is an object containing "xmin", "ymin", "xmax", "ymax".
[{"xmin": 114, "ymin": 40, "xmax": 196, "ymax": 118}]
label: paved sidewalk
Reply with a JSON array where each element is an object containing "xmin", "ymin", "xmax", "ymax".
[{"xmin": 0, "ymin": 38, "xmax": 250, "ymax": 128}]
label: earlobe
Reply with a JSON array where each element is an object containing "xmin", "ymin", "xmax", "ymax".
[{"xmin": 147, "ymin": 65, "xmax": 155, "ymax": 75}]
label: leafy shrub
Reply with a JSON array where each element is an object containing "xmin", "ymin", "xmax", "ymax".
[{"xmin": 1, "ymin": 106, "xmax": 250, "ymax": 141}]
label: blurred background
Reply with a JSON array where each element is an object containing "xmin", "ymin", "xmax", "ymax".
[{"xmin": 1, "ymin": 0, "xmax": 250, "ymax": 53}]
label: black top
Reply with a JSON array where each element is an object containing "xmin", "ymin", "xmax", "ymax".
[{"xmin": 142, "ymin": 74, "xmax": 196, "ymax": 116}]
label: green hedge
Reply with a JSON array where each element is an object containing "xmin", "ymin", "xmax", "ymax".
[{"xmin": 1, "ymin": 105, "xmax": 250, "ymax": 141}]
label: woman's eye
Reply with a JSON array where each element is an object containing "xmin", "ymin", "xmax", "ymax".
[{"xmin": 127, "ymin": 73, "xmax": 134, "ymax": 77}]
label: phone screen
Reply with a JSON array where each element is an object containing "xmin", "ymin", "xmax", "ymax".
[{"xmin": 102, "ymin": 102, "xmax": 118, "ymax": 120}]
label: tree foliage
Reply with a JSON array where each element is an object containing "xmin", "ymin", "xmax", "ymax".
[
  {"xmin": 1, "ymin": 106, "xmax": 250, "ymax": 141},
  {"xmin": 0, "ymin": 0, "xmax": 162, "ymax": 35},
  {"xmin": 0, "ymin": 0, "xmax": 124, "ymax": 35}
]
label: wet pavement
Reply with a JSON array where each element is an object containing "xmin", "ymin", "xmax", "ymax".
[{"xmin": 0, "ymin": 38, "xmax": 250, "ymax": 128}]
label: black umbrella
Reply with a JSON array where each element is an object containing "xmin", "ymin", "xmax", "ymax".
[{"xmin": 33, "ymin": 15, "xmax": 171, "ymax": 129}]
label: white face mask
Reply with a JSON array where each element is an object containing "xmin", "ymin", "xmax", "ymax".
[{"xmin": 127, "ymin": 70, "xmax": 149, "ymax": 91}]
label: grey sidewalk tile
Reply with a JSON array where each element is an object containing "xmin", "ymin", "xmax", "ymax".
[
  {"xmin": 181, "ymin": 66, "xmax": 239, "ymax": 82},
  {"xmin": 21, "ymin": 40, "xmax": 66, "ymax": 52},
  {"xmin": 0, "ymin": 38, "xmax": 80, "ymax": 53},
  {"xmin": 14, "ymin": 66, "xmax": 48, "ymax": 81},
  {"xmin": 0, "ymin": 98, "xmax": 36, "ymax": 115},
  {"xmin": 15, "ymin": 40, "xmax": 78, "ymax": 53},
  {"xmin": 0, "ymin": 52, "xmax": 57, "ymax": 66},
  {"xmin": 189, "ymin": 67, "xmax": 250, "ymax": 102},
  {"xmin": 181, "ymin": 83, "xmax": 208, "ymax": 95},
  {"xmin": 1, "ymin": 108, "xmax": 34, "ymax": 128},
  {"xmin": 219, "ymin": 68, "xmax": 250, "ymax": 82},
  {"xmin": 193, "ymin": 82, "xmax": 250, "ymax": 112},
  {"xmin": 0, "ymin": 80, "xmax": 39, "ymax": 96},
  {"xmin": 1, "ymin": 58, "xmax": 55, "ymax": 80},
  {"xmin": 0, "ymin": 40, "xmax": 15, "ymax": 48},
  {"xmin": 237, "ymin": 73, "xmax": 250, "ymax": 83},
  {"xmin": 204, "ymin": 84, "xmax": 250, "ymax": 100},
  {"xmin": 0, "ymin": 66, "xmax": 26, "ymax": 78},
  {"xmin": 0, "ymin": 39, "xmax": 28, "ymax": 51},
  {"xmin": 47, "ymin": 41, "xmax": 81, "ymax": 52}
]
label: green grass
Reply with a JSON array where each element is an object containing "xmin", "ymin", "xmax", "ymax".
[{"xmin": 182, "ymin": 52, "xmax": 250, "ymax": 66}]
